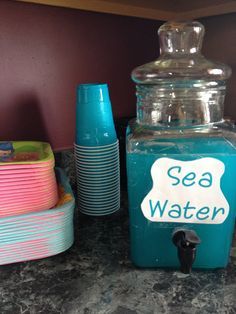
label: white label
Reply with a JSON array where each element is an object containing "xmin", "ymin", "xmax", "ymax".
[{"xmin": 141, "ymin": 157, "xmax": 229, "ymax": 224}]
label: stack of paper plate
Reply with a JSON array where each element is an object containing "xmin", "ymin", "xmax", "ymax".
[
  {"xmin": 0, "ymin": 167, "xmax": 75, "ymax": 265},
  {"xmin": 0, "ymin": 141, "xmax": 58, "ymax": 217}
]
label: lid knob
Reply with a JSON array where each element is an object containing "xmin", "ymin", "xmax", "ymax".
[
  {"xmin": 131, "ymin": 20, "xmax": 231, "ymax": 84},
  {"xmin": 158, "ymin": 20, "xmax": 204, "ymax": 55}
]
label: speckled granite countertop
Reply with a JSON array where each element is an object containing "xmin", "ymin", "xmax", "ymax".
[{"xmin": 0, "ymin": 151, "xmax": 235, "ymax": 314}]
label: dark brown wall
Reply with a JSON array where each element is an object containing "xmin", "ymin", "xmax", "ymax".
[
  {"xmin": 0, "ymin": 1, "xmax": 235, "ymax": 150},
  {"xmin": 0, "ymin": 1, "xmax": 160, "ymax": 150},
  {"xmin": 200, "ymin": 14, "xmax": 236, "ymax": 120}
]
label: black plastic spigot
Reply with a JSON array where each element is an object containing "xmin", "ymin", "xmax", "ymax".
[{"xmin": 172, "ymin": 229, "xmax": 201, "ymax": 274}]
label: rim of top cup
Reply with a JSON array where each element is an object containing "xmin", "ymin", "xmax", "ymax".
[
  {"xmin": 74, "ymin": 140, "xmax": 118, "ymax": 149},
  {"xmin": 74, "ymin": 147, "xmax": 118, "ymax": 155},
  {"xmin": 74, "ymin": 139, "xmax": 118, "ymax": 147},
  {"xmin": 74, "ymin": 147, "xmax": 119, "ymax": 154},
  {"xmin": 74, "ymin": 147, "xmax": 119, "ymax": 155},
  {"xmin": 74, "ymin": 149, "xmax": 119, "ymax": 156},
  {"xmin": 74, "ymin": 141, "xmax": 119, "ymax": 152},
  {"xmin": 74, "ymin": 152, "xmax": 119, "ymax": 160},
  {"xmin": 74, "ymin": 149, "xmax": 119, "ymax": 157},
  {"xmin": 74, "ymin": 147, "xmax": 118, "ymax": 154},
  {"xmin": 74, "ymin": 143, "xmax": 118, "ymax": 150}
]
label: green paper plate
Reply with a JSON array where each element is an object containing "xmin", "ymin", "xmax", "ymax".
[{"xmin": 0, "ymin": 141, "xmax": 54, "ymax": 165}]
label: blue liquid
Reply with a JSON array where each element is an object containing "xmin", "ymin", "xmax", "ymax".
[{"xmin": 127, "ymin": 137, "xmax": 236, "ymax": 268}]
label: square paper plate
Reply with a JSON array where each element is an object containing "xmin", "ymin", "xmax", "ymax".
[{"xmin": 0, "ymin": 141, "xmax": 54, "ymax": 166}]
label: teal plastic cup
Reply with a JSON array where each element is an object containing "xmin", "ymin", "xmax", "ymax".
[{"xmin": 75, "ymin": 83, "xmax": 117, "ymax": 146}]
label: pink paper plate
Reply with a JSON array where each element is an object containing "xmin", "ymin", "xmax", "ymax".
[
  {"xmin": 0, "ymin": 182, "xmax": 57, "ymax": 194},
  {"xmin": 0, "ymin": 176, "xmax": 54, "ymax": 187},
  {"xmin": 0, "ymin": 189, "xmax": 58, "ymax": 205},
  {"xmin": 0, "ymin": 177, "xmax": 56, "ymax": 190},
  {"xmin": 0, "ymin": 181, "xmax": 57, "ymax": 194},
  {"xmin": 0, "ymin": 172, "xmax": 55, "ymax": 182},
  {"xmin": 0, "ymin": 159, "xmax": 54, "ymax": 171},
  {"xmin": 0, "ymin": 166, "xmax": 54, "ymax": 175},
  {"xmin": 0, "ymin": 189, "xmax": 58, "ymax": 203},
  {"xmin": 0, "ymin": 169, "xmax": 54, "ymax": 180}
]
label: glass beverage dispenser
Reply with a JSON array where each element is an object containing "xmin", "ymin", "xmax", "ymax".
[{"xmin": 126, "ymin": 21, "xmax": 236, "ymax": 273}]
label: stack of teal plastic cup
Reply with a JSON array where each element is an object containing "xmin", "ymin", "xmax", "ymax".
[{"xmin": 74, "ymin": 83, "xmax": 120, "ymax": 216}]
